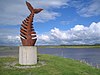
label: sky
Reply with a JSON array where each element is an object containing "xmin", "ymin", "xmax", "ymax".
[{"xmin": 0, "ymin": 0, "xmax": 100, "ymax": 46}]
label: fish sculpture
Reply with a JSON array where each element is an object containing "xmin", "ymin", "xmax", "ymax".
[{"xmin": 20, "ymin": 1, "xmax": 43, "ymax": 46}]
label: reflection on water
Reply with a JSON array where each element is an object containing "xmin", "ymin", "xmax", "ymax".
[{"xmin": 38, "ymin": 48, "xmax": 100, "ymax": 68}]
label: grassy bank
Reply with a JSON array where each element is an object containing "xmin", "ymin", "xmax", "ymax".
[
  {"xmin": 0, "ymin": 54, "xmax": 100, "ymax": 75},
  {"xmin": 0, "ymin": 45, "xmax": 100, "ymax": 51},
  {"xmin": 38, "ymin": 45, "xmax": 100, "ymax": 48}
]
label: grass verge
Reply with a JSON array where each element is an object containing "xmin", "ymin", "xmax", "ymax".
[
  {"xmin": 38, "ymin": 45, "xmax": 100, "ymax": 48},
  {"xmin": 0, "ymin": 54, "xmax": 100, "ymax": 75}
]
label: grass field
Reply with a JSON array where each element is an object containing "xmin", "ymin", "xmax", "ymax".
[
  {"xmin": 38, "ymin": 45, "xmax": 100, "ymax": 48},
  {"xmin": 0, "ymin": 54, "xmax": 100, "ymax": 75}
]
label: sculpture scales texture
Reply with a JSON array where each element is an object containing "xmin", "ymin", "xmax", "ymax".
[{"xmin": 20, "ymin": 1, "xmax": 43, "ymax": 46}]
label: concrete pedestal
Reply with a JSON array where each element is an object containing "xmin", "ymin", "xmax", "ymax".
[{"xmin": 19, "ymin": 46, "xmax": 37, "ymax": 65}]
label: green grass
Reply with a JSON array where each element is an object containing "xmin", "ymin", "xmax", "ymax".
[
  {"xmin": 38, "ymin": 45, "xmax": 100, "ymax": 48},
  {"xmin": 0, "ymin": 54, "xmax": 100, "ymax": 75}
]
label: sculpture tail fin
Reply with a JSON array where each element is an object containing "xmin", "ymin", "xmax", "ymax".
[
  {"xmin": 26, "ymin": 1, "xmax": 43, "ymax": 14},
  {"xmin": 26, "ymin": 1, "xmax": 34, "ymax": 13}
]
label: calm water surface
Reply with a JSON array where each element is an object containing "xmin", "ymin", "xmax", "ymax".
[
  {"xmin": 0, "ymin": 47, "xmax": 100, "ymax": 68},
  {"xmin": 38, "ymin": 48, "xmax": 100, "ymax": 68}
]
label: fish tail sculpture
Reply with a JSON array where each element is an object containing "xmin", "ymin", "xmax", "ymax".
[{"xmin": 20, "ymin": 1, "xmax": 43, "ymax": 46}]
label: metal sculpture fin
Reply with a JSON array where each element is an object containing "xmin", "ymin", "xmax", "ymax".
[
  {"xmin": 26, "ymin": 1, "xmax": 43, "ymax": 14},
  {"xmin": 26, "ymin": 1, "xmax": 34, "ymax": 13}
]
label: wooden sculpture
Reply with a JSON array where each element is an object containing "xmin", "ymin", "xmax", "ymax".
[{"xmin": 20, "ymin": 1, "xmax": 43, "ymax": 46}]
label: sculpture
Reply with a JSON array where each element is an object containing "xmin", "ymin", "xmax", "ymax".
[{"xmin": 20, "ymin": 1, "xmax": 43, "ymax": 46}]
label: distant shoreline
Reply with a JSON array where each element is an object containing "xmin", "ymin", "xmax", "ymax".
[
  {"xmin": 0, "ymin": 45, "xmax": 100, "ymax": 48},
  {"xmin": 38, "ymin": 45, "xmax": 100, "ymax": 48}
]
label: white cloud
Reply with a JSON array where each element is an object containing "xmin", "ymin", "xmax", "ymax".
[
  {"xmin": 0, "ymin": 35, "xmax": 20, "ymax": 46},
  {"xmin": 29, "ymin": 0, "xmax": 69, "ymax": 8},
  {"xmin": 71, "ymin": 25, "xmax": 88, "ymax": 31},
  {"xmin": 37, "ymin": 22, "xmax": 100, "ymax": 45},
  {"xmin": 38, "ymin": 35, "xmax": 50, "ymax": 42},
  {"xmin": 78, "ymin": 0, "xmax": 100, "ymax": 17},
  {"xmin": 60, "ymin": 19, "xmax": 76, "ymax": 25},
  {"xmin": 7, "ymin": 35, "xmax": 20, "ymax": 42},
  {"xmin": 0, "ymin": 0, "xmax": 68, "ymax": 25},
  {"xmin": 0, "ymin": 22, "xmax": 100, "ymax": 45},
  {"xmin": 69, "ymin": 0, "xmax": 100, "ymax": 17},
  {"xmin": 0, "ymin": 26, "xmax": 20, "ymax": 46},
  {"xmin": 35, "ymin": 10, "xmax": 60, "ymax": 22}
]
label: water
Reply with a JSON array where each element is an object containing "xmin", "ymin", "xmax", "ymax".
[
  {"xmin": 0, "ymin": 47, "xmax": 100, "ymax": 68},
  {"xmin": 38, "ymin": 48, "xmax": 100, "ymax": 68}
]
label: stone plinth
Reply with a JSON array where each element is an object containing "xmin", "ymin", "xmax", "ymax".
[{"xmin": 19, "ymin": 46, "xmax": 37, "ymax": 65}]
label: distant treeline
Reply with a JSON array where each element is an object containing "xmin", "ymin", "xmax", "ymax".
[{"xmin": 60, "ymin": 44, "xmax": 100, "ymax": 46}]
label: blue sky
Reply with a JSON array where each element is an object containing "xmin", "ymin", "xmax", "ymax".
[{"xmin": 0, "ymin": 0, "xmax": 100, "ymax": 46}]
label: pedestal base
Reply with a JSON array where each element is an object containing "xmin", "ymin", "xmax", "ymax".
[{"xmin": 19, "ymin": 46, "xmax": 37, "ymax": 65}]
